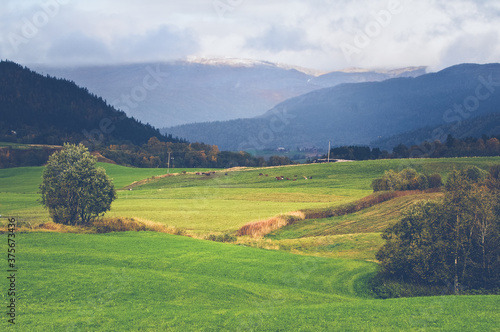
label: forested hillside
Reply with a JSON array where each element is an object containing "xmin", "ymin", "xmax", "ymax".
[
  {"xmin": 373, "ymin": 112, "xmax": 500, "ymax": 149},
  {"xmin": 0, "ymin": 61, "xmax": 181, "ymax": 146}
]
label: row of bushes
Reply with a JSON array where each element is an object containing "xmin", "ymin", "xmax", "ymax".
[
  {"xmin": 0, "ymin": 146, "xmax": 61, "ymax": 168},
  {"xmin": 371, "ymin": 168, "xmax": 442, "ymax": 192},
  {"xmin": 2, "ymin": 218, "xmax": 188, "ymax": 235}
]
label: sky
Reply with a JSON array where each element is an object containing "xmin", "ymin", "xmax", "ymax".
[{"xmin": 1, "ymin": 0, "xmax": 500, "ymax": 72}]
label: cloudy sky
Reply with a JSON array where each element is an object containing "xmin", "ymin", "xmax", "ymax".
[{"xmin": 1, "ymin": 0, "xmax": 500, "ymax": 71}]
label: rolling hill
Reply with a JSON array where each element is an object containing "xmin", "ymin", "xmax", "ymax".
[
  {"xmin": 164, "ymin": 63, "xmax": 500, "ymax": 151},
  {"xmin": 2, "ymin": 158, "xmax": 500, "ymax": 330},
  {"xmin": 33, "ymin": 58, "xmax": 425, "ymax": 128}
]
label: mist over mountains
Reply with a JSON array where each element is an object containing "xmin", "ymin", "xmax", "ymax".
[
  {"xmin": 164, "ymin": 63, "xmax": 500, "ymax": 151},
  {"xmin": 33, "ymin": 59, "xmax": 426, "ymax": 128}
]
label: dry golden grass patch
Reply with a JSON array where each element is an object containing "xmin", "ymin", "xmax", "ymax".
[
  {"xmin": 236, "ymin": 211, "xmax": 305, "ymax": 238},
  {"xmin": 0, "ymin": 217, "xmax": 187, "ymax": 235}
]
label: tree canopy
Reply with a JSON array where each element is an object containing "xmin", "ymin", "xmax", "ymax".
[
  {"xmin": 40, "ymin": 143, "xmax": 116, "ymax": 225},
  {"xmin": 371, "ymin": 168, "xmax": 442, "ymax": 192},
  {"xmin": 376, "ymin": 166, "xmax": 500, "ymax": 293}
]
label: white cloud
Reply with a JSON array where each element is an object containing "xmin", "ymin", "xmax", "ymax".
[
  {"xmin": 246, "ymin": 25, "xmax": 316, "ymax": 52},
  {"xmin": 1, "ymin": 0, "xmax": 499, "ymax": 71}
]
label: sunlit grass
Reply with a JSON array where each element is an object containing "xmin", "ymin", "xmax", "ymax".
[
  {"xmin": 1, "ymin": 232, "xmax": 497, "ymax": 331},
  {"xmin": 2, "ymin": 157, "xmax": 500, "ymax": 330},
  {"xmin": 2, "ymin": 157, "xmax": 500, "ymax": 234}
]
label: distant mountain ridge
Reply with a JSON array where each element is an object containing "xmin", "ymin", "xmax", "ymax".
[
  {"xmin": 184, "ymin": 56, "xmax": 327, "ymax": 76},
  {"xmin": 163, "ymin": 63, "xmax": 500, "ymax": 151},
  {"xmin": 32, "ymin": 59, "xmax": 426, "ymax": 128}
]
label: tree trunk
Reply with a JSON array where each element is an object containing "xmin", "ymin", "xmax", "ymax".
[
  {"xmin": 454, "ymin": 214, "xmax": 460, "ymax": 295},
  {"xmin": 482, "ymin": 230, "xmax": 486, "ymax": 288}
]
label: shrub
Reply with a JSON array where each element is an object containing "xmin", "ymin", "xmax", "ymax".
[
  {"xmin": 175, "ymin": 228, "xmax": 187, "ymax": 236},
  {"xmin": 428, "ymin": 173, "xmax": 443, "ymax": 188},
  {"xmin": 206, "ymin": 233, "xmax": 237, "ymax": 243},
  {"xmin": 372, "ymin": 168, "xmax": 440, "ymax": 192},
  {"xmin": 93, "ymin": 218, "xmax": 146, "ymax": 233}
]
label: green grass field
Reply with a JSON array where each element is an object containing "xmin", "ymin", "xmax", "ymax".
[
  {"xmin": 259, "ymin": 192, "xmax": 443, "ymax": 260},
  {"xmin": 1, "ymin": 157, "xmax": 500, "ymax": 330},
  {"xmin": 1, "ymin": 232, "xmax": 498, "ymax": 331},
  {"xmin": 2, "ymin": 157, "xmax": 500, "ymax": 232},
  {"xmin": 86, "ymin": 157, "xmax": 500, "ymax": 234}
]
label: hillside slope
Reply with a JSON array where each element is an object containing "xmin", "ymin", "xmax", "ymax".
[
  {"xmin": 165, "ymin": 63, "xmax": 500, "ymax": 151},
  {"xmin": 373, "ymin": 112, "xmax": 500, "ymax": 149}
]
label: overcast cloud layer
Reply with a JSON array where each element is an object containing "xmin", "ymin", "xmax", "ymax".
[{"xmin": 1, "ymin": 0, "xmax": 500, "ymax": 71}]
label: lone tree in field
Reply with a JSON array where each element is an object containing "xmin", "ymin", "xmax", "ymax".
[{"xmin": 40, "ymin": 143, "xmax": 116, "ymax": 225}]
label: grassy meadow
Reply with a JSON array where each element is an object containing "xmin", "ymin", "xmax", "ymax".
[
  {"xmin": 1, "ymin": 156, "xmax": 500, "ymax": 330},
  {"xmin": 0, "ymin": 232, "xmax": 498, "ymax": 331},
  {"xmin": 5, "ymin": 156, "xmax": 500, "ymax": 233}
]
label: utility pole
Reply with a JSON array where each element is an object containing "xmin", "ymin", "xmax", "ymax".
[
  {"xmin": 327, "ymin": 141, "xmax": 331, "ymax": 163},
  {"xmin": 167, "ymin": 152, "xmax": 171, "ymax": 173}
]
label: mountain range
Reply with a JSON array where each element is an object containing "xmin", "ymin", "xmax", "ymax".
[
  {"xmin": 33, "ymin": 58, "xmax": 426, "ymax": 128},
  {"xmin": 4, "ymin": 59, "xmax": 500, "ymax": 154},
  {"xmin": 163, "ymin": 63, "xmax": 500, "ymax": 151}
]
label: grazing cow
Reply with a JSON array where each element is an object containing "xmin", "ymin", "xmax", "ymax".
[
  {"xmin": 259, "ymin": 173, "xmax": 263, "ymax": 176},
  {"xmin": 309, "ymin": 176, "xmax": 313, "ymax": 180},
  {"xmin": 303, "ymin": 176, "xmax": 308, "ymax": 180},
  {"xmin": 276, "ymin": 176, "xmax": 281, "ymax": 181},
  {"xmin": 265, "ymin": 174, "xmax": 269, "ymax": 177},
  {"xmin": 225, "ymin": 173, "xmax": 228, "ymax": 176},
  {"xmin": 196, "ymin": 172, "xmax": 201, "ymax": 175}
]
